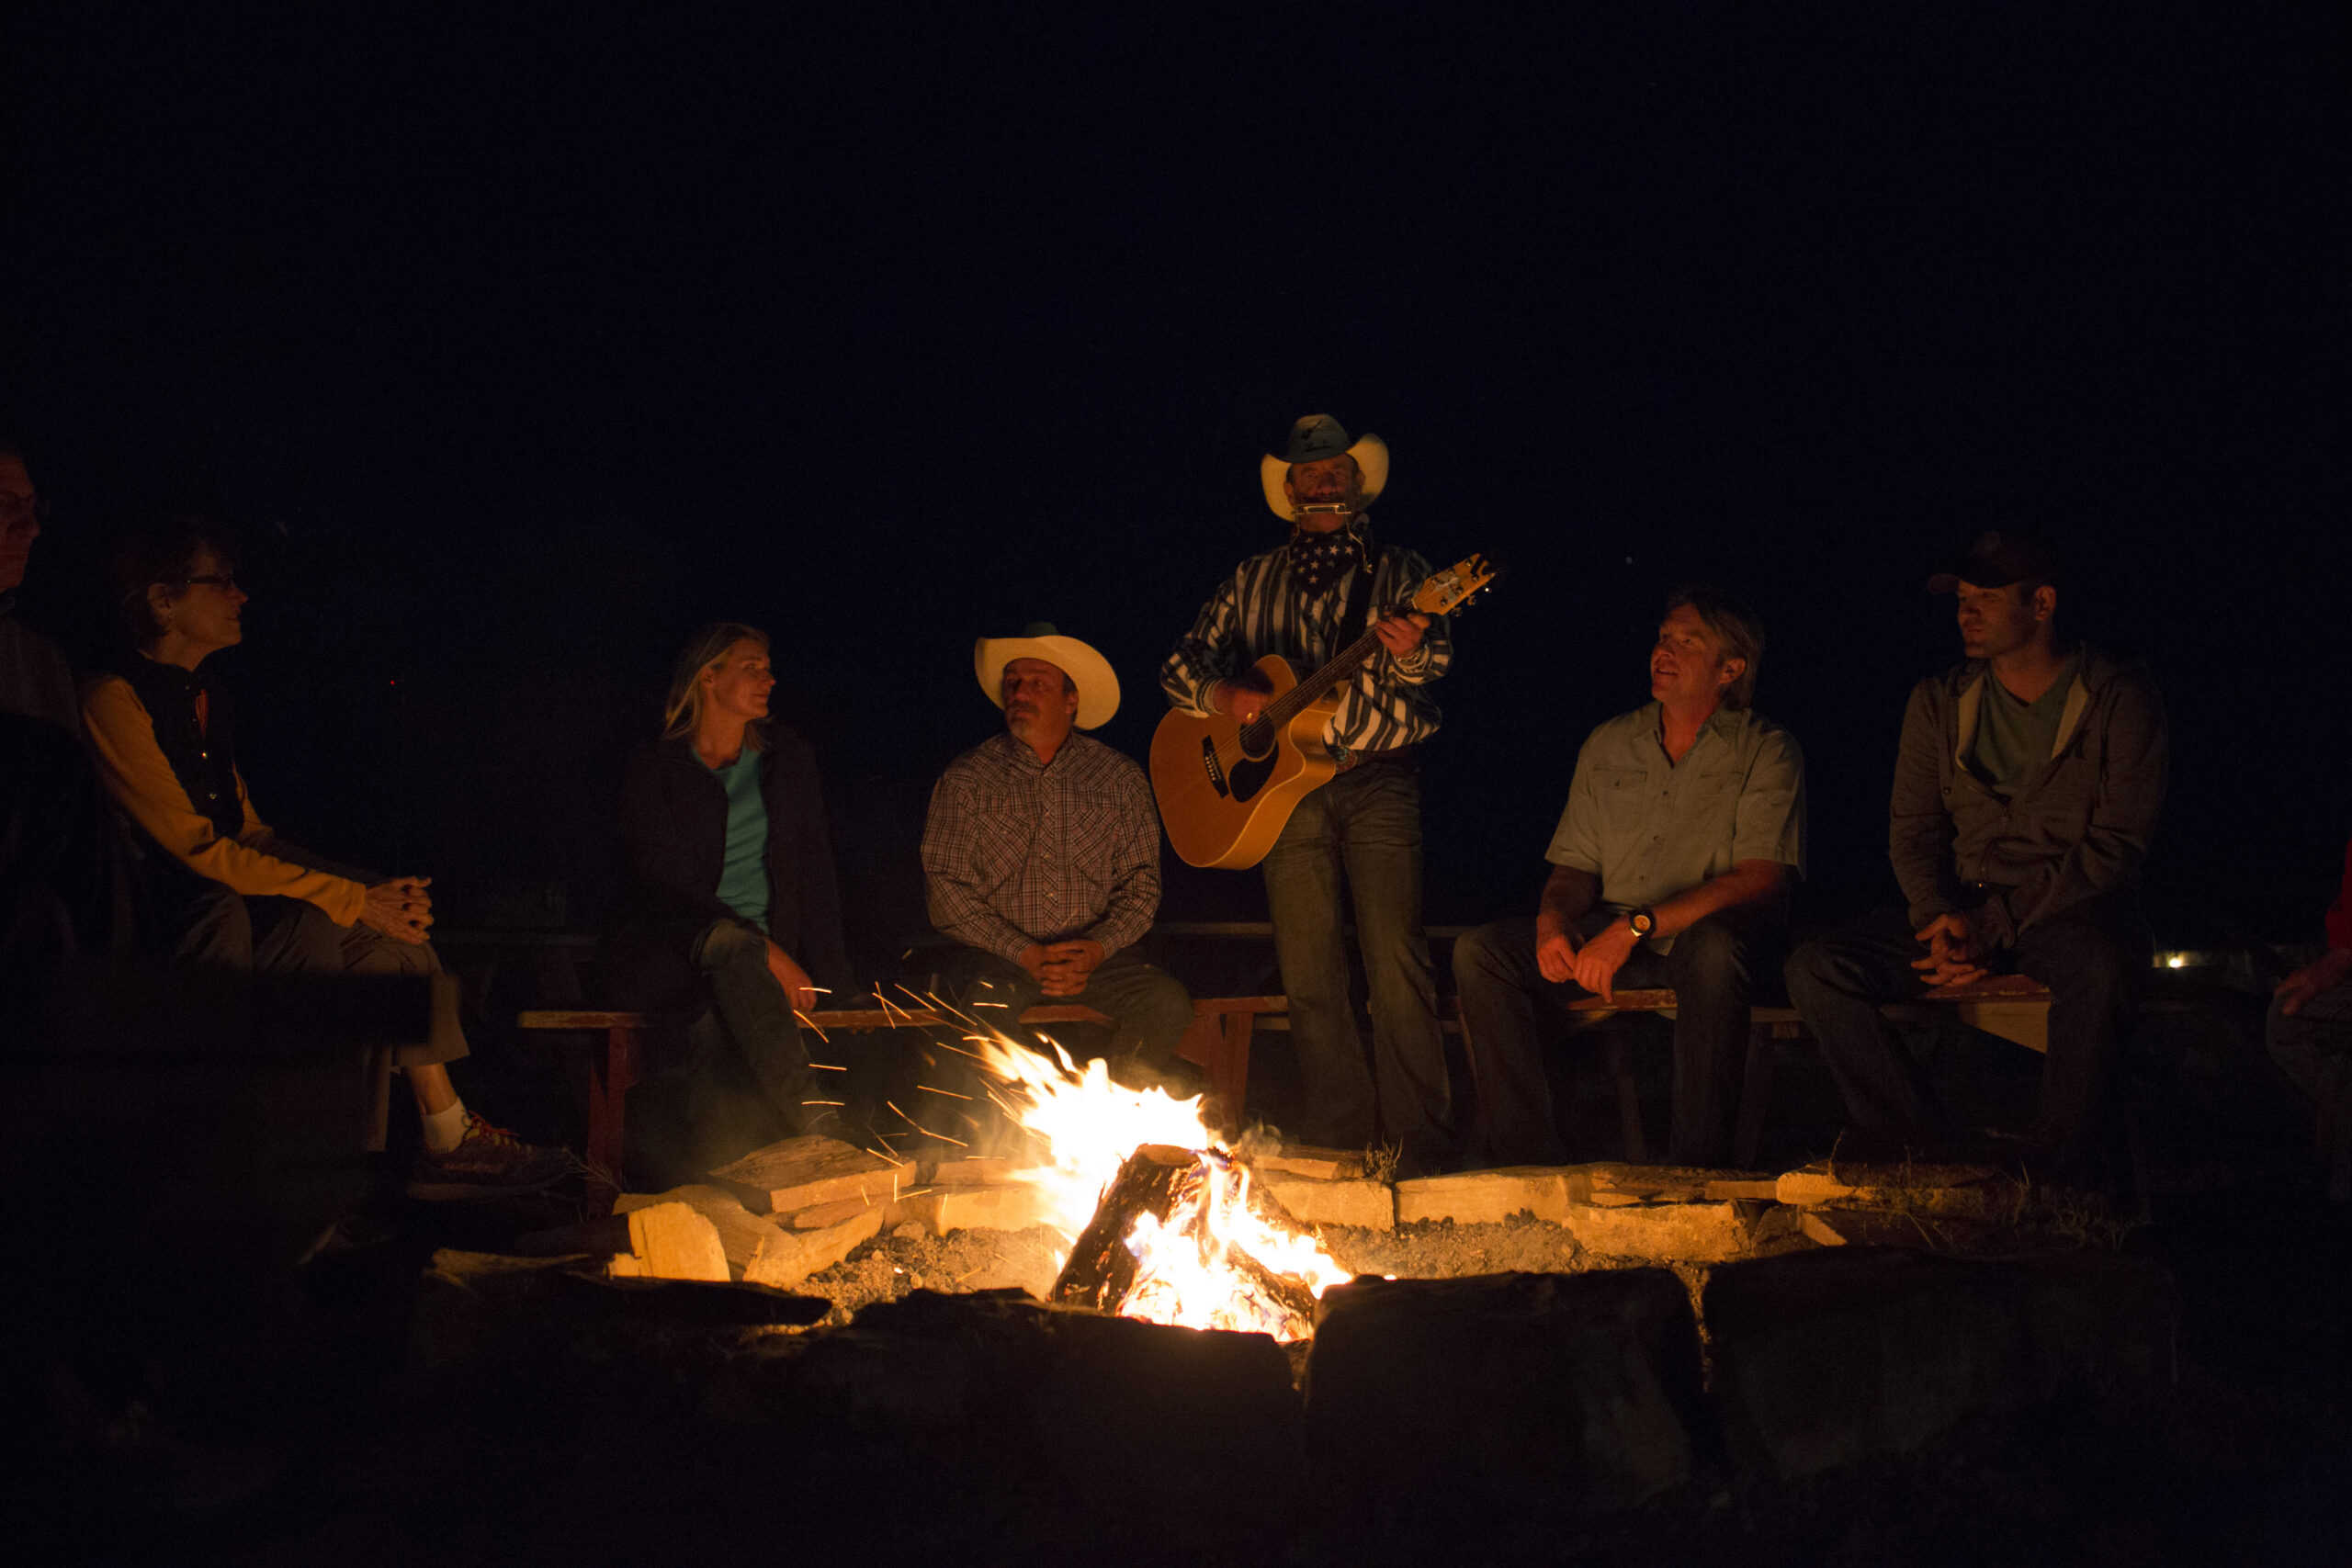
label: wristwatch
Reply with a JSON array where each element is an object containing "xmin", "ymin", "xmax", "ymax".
[{"xmin": 1626, "ymin": 908, "xmax": 1657, "ymax": 940}]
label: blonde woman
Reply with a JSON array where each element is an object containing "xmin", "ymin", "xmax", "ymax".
[{"xmin": 611, "ymin": 623, "xmax": 850, "ymax": 1178}]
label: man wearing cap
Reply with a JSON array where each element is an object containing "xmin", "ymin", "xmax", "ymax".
[
  {"xmin": 1160, "ymin": 415, "xmax": 1453, "ymax": 1167},
  {"xmin": 1783, "ymin": 531, "xmax": 2167, "ymax": 1179},
  {"xmin": 922, "ymin": 624, "xmax": 1194, "ymax": 1089}
]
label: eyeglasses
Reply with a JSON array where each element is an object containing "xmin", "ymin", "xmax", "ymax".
[{"xmin": 180, "ymin": 572, "xmax": 240, "ymax": 592}]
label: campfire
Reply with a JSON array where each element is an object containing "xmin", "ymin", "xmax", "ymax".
[{"xmin": 963, "ymin": 1028, "xmax": 1351, "ymax": 1342}]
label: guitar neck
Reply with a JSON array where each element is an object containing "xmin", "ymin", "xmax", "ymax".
[{"xmin": 1260, "ymin": 624, "xmax": 1387, "ymax": 730}]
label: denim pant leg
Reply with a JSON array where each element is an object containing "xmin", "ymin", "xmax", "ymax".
[
  {"xmin": 2013, "ymin": 897, "xmax": 2145, "ymax": 1168},
  {"xmin": 1335, "ymin": 763, "xmax": 1450, "ymax": 1160},
  {"xmin": 1075, "ymin": 949, "xmax": 1194, "ymax": 1066},
  {"xmin": 1782, "ymin": 906, "xmax": 1944, "ymax": 1139},
  {"xmin": 1453, "ymin": 917, "xmax": 1570, "ymax": 1167},
  {"xmin": 1262, "ymin": 784, "xmax": 1373, "ymax": 1148},
  {"xmin": 1645, "ymin": 904, "xmax": 1782, "ymax": 1167},
  {"xmin": 691, "ymin": 919, "xmax": 813, "ymax": 1138}
]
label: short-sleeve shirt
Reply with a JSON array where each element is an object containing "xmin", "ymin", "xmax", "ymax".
[{"xmin": 1544, "ymin": 703, "xmax": 1806, "ymax": 953}]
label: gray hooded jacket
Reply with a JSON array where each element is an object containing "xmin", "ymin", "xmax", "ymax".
[{"xmin": 1889, "ymin": 645, "xmax": 2166, "ymax": 947}]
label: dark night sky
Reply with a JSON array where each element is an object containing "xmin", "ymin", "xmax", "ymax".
[{"xmin": 5, "ymin": 4, "xmax": 2346, "ymax": 969}]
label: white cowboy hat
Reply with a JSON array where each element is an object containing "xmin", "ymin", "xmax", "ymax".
[
  {"xmin": 1258, "ymin": 412, "xmax": 1390, "ymax": 520},
  {"xmin": 973, "ymin": 622, "xmax": 1121, "ymax": 730}
]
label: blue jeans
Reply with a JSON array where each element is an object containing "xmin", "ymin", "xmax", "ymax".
[
  {"xmin": 1453, "ymin": 903, "xmax": 1784, "ymax": 1168},
  {"xmin": 682, "ymin": 919, "xmax": 816, "ymax": 1161},
  {"xmin": 1261, "ymin": 758, "xmax": 1450, "ymax": 1163}
]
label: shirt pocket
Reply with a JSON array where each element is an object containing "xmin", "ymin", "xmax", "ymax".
[
  {"xmin": 1589, "ymin": 767, "xmax": 1653, "ymax": 837},
  {"xmin": 971, "ymin": 807, "xmax": 1031, "ymax": 885}
]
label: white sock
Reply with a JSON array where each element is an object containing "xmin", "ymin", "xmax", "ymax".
[{"xmin": 422, "ymin": 1100, "xmax": 469, "ymax": 1153}]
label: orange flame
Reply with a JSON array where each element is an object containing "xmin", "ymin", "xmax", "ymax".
[{"xmin": 966, "ymin": 1028, "xmax": 1347, "ymax": 1337}]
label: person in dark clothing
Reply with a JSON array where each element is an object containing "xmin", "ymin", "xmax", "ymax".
[
  {"xmin": 612, "ymin": 622, "xmax": 852, "ymax": 1176},
  {"xmin": 1, "ymin": 441, "xmax": 129, "ymax": 969},
  {"xmin": 83, "ymin": 517, "xmax": 566, "ymax": 1196},
  {"xmin": 2268, "ymin": 834, "xmax": 2352, "ymax": 1202},
  {"xmin": 1783, "ymin": 531, "xmax": 2166, "ymax": 1181}
]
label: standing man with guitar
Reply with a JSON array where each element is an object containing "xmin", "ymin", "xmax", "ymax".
[{"xmin": 1159, "ymin": 414, "xmax": 1455, "ymax": 1171}]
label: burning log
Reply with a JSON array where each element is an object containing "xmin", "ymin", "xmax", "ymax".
[{"xmin": 1051, "ymin": 1143, "xmax": 1198, "ymax": 1313}]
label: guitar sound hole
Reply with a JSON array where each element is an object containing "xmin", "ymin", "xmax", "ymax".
[{"xmin": 1238, "ymin": 719, "xmax": 1274, "ymax": 760}]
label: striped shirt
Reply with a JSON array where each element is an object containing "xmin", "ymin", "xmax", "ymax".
[
  {"xmin": 1159, "ymin": 536, "xmax": 1453, "ymax": 761},
  {"xmin": 921, "ymin": 730, "xmax": 1162, "ymax": 962}
]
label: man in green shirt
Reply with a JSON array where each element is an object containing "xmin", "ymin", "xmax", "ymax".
[
  {"xmin": 1454, "ymin": 587, "xmax": 1807, "ymax": 1167},
  {"xmin": 1784, "ymin": 531, "xmax": 2167, "ymax": 1182}
]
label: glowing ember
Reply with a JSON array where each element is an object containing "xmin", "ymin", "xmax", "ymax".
[{"xmin": 963, "ymin": 1025, "xmax": 1349, "ymax": 1339}]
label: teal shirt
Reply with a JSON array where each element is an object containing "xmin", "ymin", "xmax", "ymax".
[
  {"xmin": 1967, "ymin": 652, "xmax": 2081, "ymax": 798},
  {"xmin": 709, "ymin": 747, "xmax": 770, "ymax": 929}
]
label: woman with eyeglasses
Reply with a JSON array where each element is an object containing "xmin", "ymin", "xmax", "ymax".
[
  {"xmin": 608, "ymin": 622, "xmax": 852, "ymax": 1181},
  {"xmin": 79, "ymin": 516, "xmax": 566, "ymax": 1198}
]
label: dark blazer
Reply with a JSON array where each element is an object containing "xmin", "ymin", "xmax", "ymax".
[{"xmin": 609, "ymin": 729, "xmax": 852, "ymax": 1010}]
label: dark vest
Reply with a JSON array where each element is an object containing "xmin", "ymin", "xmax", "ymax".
[{"xmin": 114, "ymin": 655, "xmax": 242, "ymax": 840}]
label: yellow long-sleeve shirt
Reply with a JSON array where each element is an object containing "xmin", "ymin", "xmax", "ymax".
[{"xmin": 81, "ymin": 673, "xmax": 368, "ymax": 927}]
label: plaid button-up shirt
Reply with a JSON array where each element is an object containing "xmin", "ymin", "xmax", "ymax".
[
  {"xmin": 921, "ymin": 731, "xmax": 1162, "ymax": 962},
  {"xmin": 1159, "ymin": 535, "xmax": 1453, "ymax": 761}
]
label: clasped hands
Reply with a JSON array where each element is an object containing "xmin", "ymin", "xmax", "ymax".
[
  {"xmin": 2275, "ymin": 946, "xmax": 2352, "ymax": 1018},
  {"xmin": 359, "ymin": 875, "xmax": 435, "ymax": 945},
  {"xmin": 1535, "ymin": 918, "xmax": 1642, "ymax": 1002},
  {"xmin": 1019, "ymin": 939, "xmax": 1104, "ymax": 998},
  {"xmin": 1911, "ymin": 911, "xmax": 1990, "ymax": 988}
]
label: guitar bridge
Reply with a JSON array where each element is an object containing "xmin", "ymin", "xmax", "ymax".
[{"xmin": 1199, "ymin": 738, "xmax": 1231, "ymax": 798}]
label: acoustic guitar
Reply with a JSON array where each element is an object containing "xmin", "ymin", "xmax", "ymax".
[{"xmin": 1150, "ymin": 552, "xmax": 1497, "ymax": 868}]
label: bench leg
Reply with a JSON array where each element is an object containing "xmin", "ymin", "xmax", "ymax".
[
  {"xmin": 1733, "ymin": 1023, "xmax": 1777, "ymax": 1169},
  {"xmin": 585, "ymin": 1024, "xmax": 639, "ymax": 1200},
  {"xmin": 1176, "ymin": 1009, "xmax": 1255, "ymax": 1130},
  {"xmin": 1217, "ymin": 1013, "xmax": 1253, "ymax": 1128}
]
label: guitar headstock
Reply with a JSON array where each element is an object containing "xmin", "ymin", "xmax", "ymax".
[{"xmin": 1408, "ymin": 552, "xmax": 1499, "ymax": 617}]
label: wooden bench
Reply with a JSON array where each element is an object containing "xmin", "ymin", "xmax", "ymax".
[
  {"xmin": 1498, "ymin": 975, "xmax": 2055, "ymax": 1168},
  {"xmin": 515, "ymin": 995, "xmax": 1283, "ymax": 1187},
  {"xmin": 519, "ymin": 974, "xmax": 2059, "ymax": 1185}
]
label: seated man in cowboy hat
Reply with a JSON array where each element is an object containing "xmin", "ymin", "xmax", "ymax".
[
  {"xmin": 1161, "ymin": 414, "xmax": 1453, "ymax": 1170},
  {"xmin": 922, "ymin": 623, "xmax": 1196, "ymax": 1092}
]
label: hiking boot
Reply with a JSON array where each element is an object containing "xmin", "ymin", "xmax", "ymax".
[{"xmin": 408, "ymin": 1112, "xmax": 573, "ymax": 1201}]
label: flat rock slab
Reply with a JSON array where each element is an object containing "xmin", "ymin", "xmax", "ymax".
[
  {"xmin": 744, "ymin": 1204, "xmax": 886, "ymax": 1289},
  {"xmin": 1251, "ymin": 1145, "xmax": 1367, "ymax": 1180},
  {"xmin": 1263, "ymin": 1176, "xmax": 1395, "ymax": 1231},
  {"xmin": 614, "ymin": 1184, "xmax": 792, "ymax": 1276},
  {"xmin": 709, "ymin": 1134, "xmax": 909, "ymax": 1213},
  {"xmin": 1396, "ymin": 1167, "xmax": 1573, "ymax": 1224},
  {"xmin": 923, "ymin": 1156, "xmax": 1038, "ymax": 1185},
  {"xmin": 896, "ymin": 1182, "xmax": 1059, "ymax": 1236},
  {"xmin": 1569, "ymin": 1162, "xmax": 1736, "ymax": 1204},
  {"xmin": 1774, "ymin": 1159, "xmax": 2010, "ymax": 1216},
  {"xmin": 1306, "ymin": 1269, "xmax": 1706, "ymax": 1536},
  {"xmin": 607, "ymin": 1201, "xmax": 730, "ymax": 1281},
  {"xmin": 1564, "ymin": 1199, "xmax": 1754, "ymax": 1263},
  {"xmin": 1703, "ymin": 1246, "xmax": 2177, "ymax": 1481}
]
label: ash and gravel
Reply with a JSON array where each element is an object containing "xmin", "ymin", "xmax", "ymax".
[{"xmin": 796, "ymin": 1223, "xmax": 1067, "ymax": 1325}]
